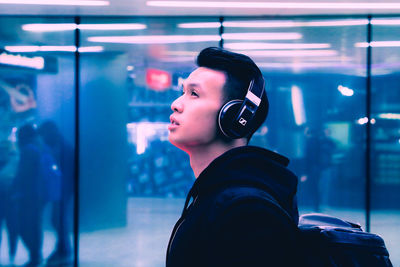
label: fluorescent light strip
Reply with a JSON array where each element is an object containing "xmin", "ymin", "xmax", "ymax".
[
  {"xmin": 291, "ymin": 56, "xmax": 352, "ymax": 62},
  {"xmin": 40, "ymin": 46, "xmax": 77, "ymax": 52},
  {"xmin": 5, "ymin": 45, "xmax": 103, "ymax": 53},
  {"xmin": 225, "ymin": 42, "xmax": 330, "ymax": 50},
  {"xmin": 147, "ymin": 1, "xmax": 400, "ymax": 9},
  {"xmin": 178, "ymin": 22, "xmax": 221, "ymax": 28},
  {"xmin": 256, "ymin": 62, "xmax": 359, "ymax": 68},
  {"xmin": 79, "ymin": 24, "xmax": 147, "ymax": 30},
  {"xmin": 222, "ymin": 32, "xmax": 302, "ymax": 40},
  {"xmin": 223, "ymin": 21, "xmax": 297, "ymax": 28},
  {"xmin": 159, "ymin": 56, "xmax": 195, "ymax": 62},
  {"xmin": 355, "ymin": 41, "xmax": 400, "ymax": 47},
  {"xmin": 378, "ymin": 113, "xmax": 400, "ymax": 120},
  {"xmin": 303, "ymin": 20, "xmax": 368, "ymax": 26},
  {"xmin": 78, "ymin": 46, "xmax": 104, "ymax": 52},
  {"xmin": 23, "ymin": 23, "xmax": 147, "ymax": 32},
  {"xmin": 223, "ymin": 19, "xmax": 368, "ymax": 28},
  {"xmin": 5, "ymin": 46, "xmax": 40, "ymax": 52},
  {"xmin": 0, "ymin": 0, "xmax": 108, "ymax": 5},
  {"xmin": 23, "ymin": 23, "xmax": 76, "ymax": 32},
  {"xmin": 0, "ymin": 52, "xmax": 44, "ymax": 70},
  {"xmin": 163, "ymin": 51, "xmax": 198, "ymax": 56},
  {"xmin": 371, "ymin": 19, "xmax": 400, "ymax": 25},
  {"xmin": 238, "ymin": 50, "xmax": 337, "ymax": 57},
  {"xmin": 88, "ymin": 35, "xmax": 221, "ymax": 44}
]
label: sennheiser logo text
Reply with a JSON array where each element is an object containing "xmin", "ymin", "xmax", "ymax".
[{"xmin": 239, "ymin": 118, "xmax": 247, "ymax": 126}]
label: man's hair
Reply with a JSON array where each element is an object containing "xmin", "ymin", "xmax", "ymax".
[{"xmin": 196, "ymin": 47, "xmax": 269, "ymax": 142}]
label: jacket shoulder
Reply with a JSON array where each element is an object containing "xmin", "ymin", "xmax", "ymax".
[
  {"xmin": 203, "ymin": 186, "xmax": 299, "ymax": 267},
  {"xmin": 208, "ymin": 186, "xmax": 293, "ymax": 225}
]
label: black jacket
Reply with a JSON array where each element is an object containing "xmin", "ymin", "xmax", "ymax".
[{"xmin": 166, "ymin": 146, "xmax": 299, "ymax": 267}]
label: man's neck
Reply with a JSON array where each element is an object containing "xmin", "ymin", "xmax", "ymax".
[{"xmin": 188, "ymin": 140, "xmax": 246, "ymax": 178}]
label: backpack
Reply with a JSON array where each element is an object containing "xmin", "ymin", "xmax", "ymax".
[
  {"xmin": 221, "ymin": 186, "xmax": 393, "ymax": 267},
  {"xmin": 299, "ymin": 213, "xmax": 393, "ymax": 267},
  {"xmin": 39, "ymin": 150, "xmax": 62, "ymax": 202}
]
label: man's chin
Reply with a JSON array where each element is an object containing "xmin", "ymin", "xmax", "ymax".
[
  {"xmin": 168, "ymin": 136, "xmax": 190, "ymax": 153},
  {"xmin": 168, "ymin": 135, "xmax": 180, "ymax": 148}
]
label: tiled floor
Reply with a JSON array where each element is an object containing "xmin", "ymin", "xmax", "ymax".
[{"xmin": 1, "ymin": 198, "xmax": 399, "ymax": 266}]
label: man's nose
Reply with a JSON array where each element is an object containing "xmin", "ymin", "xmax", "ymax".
[{"xmin": 171, "ymin": 96, "xmax": 183, "ymax": 113}]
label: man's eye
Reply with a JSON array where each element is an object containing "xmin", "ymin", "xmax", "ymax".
[{"xmin": 191, "ymin": 91, "xmax": 198, "ymax": 97}]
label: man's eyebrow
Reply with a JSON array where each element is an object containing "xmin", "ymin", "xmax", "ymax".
[
  {"xmin": 182, "ymin": 82, "xmax": 202, "ymax": 92},
  {"xmin": 185, "ymin": 83, "xmax": 201, "ymax": 89}
]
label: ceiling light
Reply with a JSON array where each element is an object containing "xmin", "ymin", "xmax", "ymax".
[
  {"xmin": 0, "ymin": 0, "xmax": 109, "ymax": 6},
  {"xmin": 159, "ymin": 57, "xmax": 195, "ymax": 62},
  {"xmin": 223, "ymin": 19, "xmax": 368, "ymax": 28},
  {"xmin": 88, "ymin": 35, "xmax": 221, "ymax": 44},
  {"xmin": 4, "ymin": 46, "xmax": 40, "ymax": 52},
  {"xmin": 304, "ymin": 20, "xmax": 368, "ymax": 26},
  {"xmin": 371, "ymin": 19, "xmax": 400, "ymax": 25},
  {"xmin": 23, "ymin": 23, "xmax": 77, "ymax": 32},
  {"xmin": 223, "ymin": 21, "xmax": 297, "ymax": 28},
  {"xmin": 378, "ymin": 113, "xmax": 400, "ymax": 120},
  {"xmin": 355, "ymin": 41, "xmax": 400, "ymax": 47},
  {"xmin": 146, "ymin": 1, "xmax": 400, "ymax": 9},
  {"xmin": 225, "ymin": 42, "xmax": 330, "ymax": 50},
  {"xmin": 222, "ymin": 32, "xmax": 302, "ymax": 40},
  {"xmin": 178, "ymin": 22, "xmax": 221, "ymax": 28},
  {"xmin": 237, "ymin": 50, "xmax": 337, "ymax": 57},
  {"xmin": 79, "ymin": 24, "xmax": 147, "ymax": 30},
  {"xmin": 22, "ymin": 23, "xmax": 147, "ymax": 32},
  {"xmin": 5, "ymin": 45, "xmax": 73, "ymax": 52},
  {"xmin": 162, "ymin": 51, "xmax": 198, "ymax": 56},
  {"xmin": 5, "ymin": 45, "xmax": 103, "ymax": 53},
  {"xmin": 40, "ymin": 46, "xmax": 77, "ymax": 52},
  {"xmin": 256, "ymin": 62, "xmax": 360, "ymax": 69},
  {"xmin": 78, "ymin": 46, "xmax": 104, "ymax": 52},
  {"xmin": 292, "ymin": 56, "xmax": 352, "ymax": 62}
]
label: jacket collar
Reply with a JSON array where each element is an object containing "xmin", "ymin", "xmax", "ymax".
[{"xmin": 188, "ymin": 146, "xmax": 294, "ymax": 199}]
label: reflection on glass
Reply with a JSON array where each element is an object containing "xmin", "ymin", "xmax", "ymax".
[
  {"xmin": 79, "ymin": 17, "xmax": 219, "ymax": 267},
  {"xmin": 371, "ymin": 18, "xmax": 400, "ymax": 266},
  {"xmin": 223, "ymin": 18, "xmax": 367, "ymax": 221},
  {"xmin": 0, "ymin": 17, "xmax": 75, "ymax": 266}
]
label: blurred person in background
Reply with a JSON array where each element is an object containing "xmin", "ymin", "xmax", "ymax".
[
  {"xmin": 303, "ymin": 126, "xmax": 336, "ymax": 211},
  {"xmin": 12, "ymin": 124, "xmax": 44, "ymax": 267},
  {"xmin": 0, "ymin": 139, "xmax": 19, "ymax": 265},
  {"xmin": 38, "ymin": 120, "xmax": 74, "ymax": 266}
]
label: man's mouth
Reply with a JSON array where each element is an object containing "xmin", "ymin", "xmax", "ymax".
[{"xmin": 170, "ymin": 116, "xmax": 180, "ymax": 126}]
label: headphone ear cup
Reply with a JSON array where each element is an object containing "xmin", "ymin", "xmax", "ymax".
[{"xmin": 218, "ymin": 100, "xmax": 243, "ymax": 139}]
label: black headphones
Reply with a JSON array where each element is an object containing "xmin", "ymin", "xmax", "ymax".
[{"xmin": 218, "ymin": 77, "xmax": 265, "ymax": 139}]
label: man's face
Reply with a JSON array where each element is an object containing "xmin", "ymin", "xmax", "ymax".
[{"xmin": 168, "ymin": 67, "xmax": 226, "ymax": 152}]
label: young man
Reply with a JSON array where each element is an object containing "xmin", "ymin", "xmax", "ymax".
[{"xmin": 166, "ymin": 47, "xmax": 299, "ymax": 267}]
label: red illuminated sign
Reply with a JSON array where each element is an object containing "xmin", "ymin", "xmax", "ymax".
[{"xmin": 146, "ymin": 68, "xmax": 172, "ymax": 91}]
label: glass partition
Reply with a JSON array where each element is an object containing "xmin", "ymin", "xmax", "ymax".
[
  {"xmin": 0, "ymin": 17, "xmax": 75, "ymax": 266},
  {"xmin": 223, "ymin": 17, "xmax": 368, "ymax": 225},
  {"xmin": 370, "ymin": 17, "xmax": 400, "ymax": 265},
  {"xmin": 78, "ymin": 17, "xmax": 220, "ymax": 267}
]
